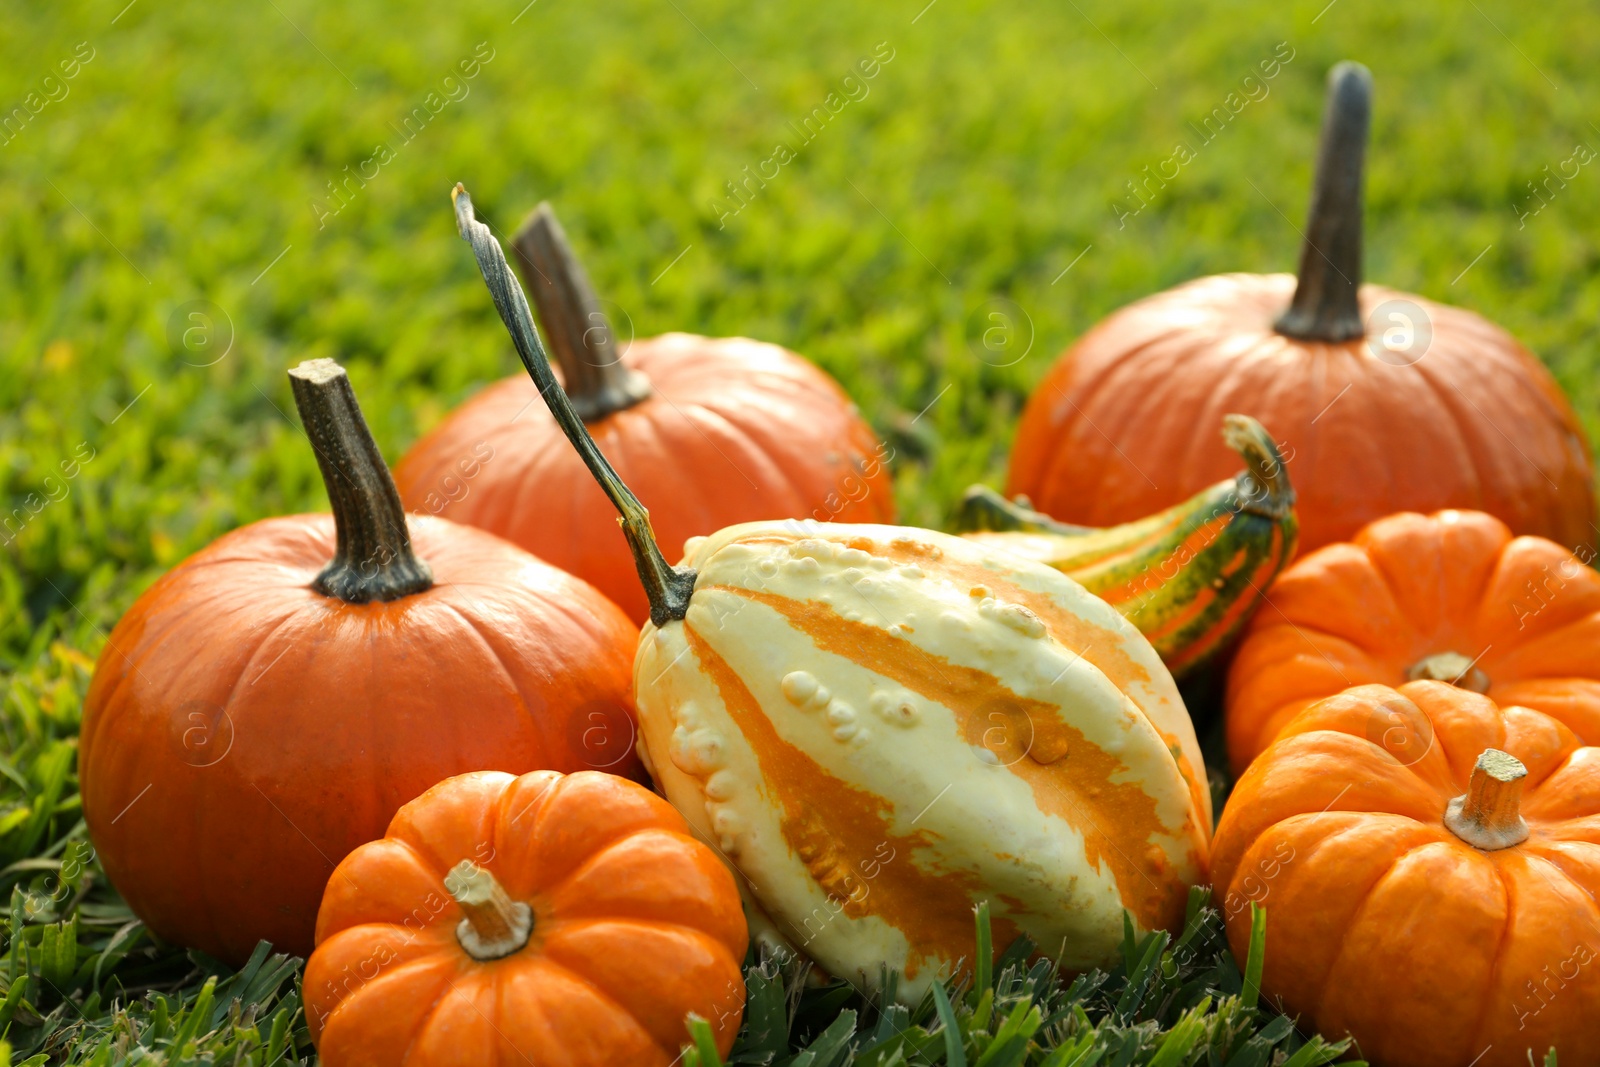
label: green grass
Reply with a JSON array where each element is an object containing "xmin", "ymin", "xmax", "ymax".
[{"xmin": 2, "ymin": 0, "xmax": 1597, "ymax": 1060}]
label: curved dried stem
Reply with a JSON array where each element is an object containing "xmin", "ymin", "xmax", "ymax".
[
  {"xmin": 1222, "ymin": 414, "xmax": 1295, "ymax": 520},
  {"xmin": 452, "ymin": 184, "xmax": 694, "ymax": 626}
]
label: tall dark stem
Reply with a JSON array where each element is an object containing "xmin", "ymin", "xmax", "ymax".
[
  {"xmin": 289, "ymin": 359, "xmax": 433, "ymax": 603},
  {"xmin": 510, "ymin": 204, "xmax": 652, "ymax": 422},
  {"xmin": 1274, "ymin": 61, "xmax": 1371, "ymax": 343},
  {"xmin": 452, "ymin": 185, "xmax": 694, "ymax": 626}
]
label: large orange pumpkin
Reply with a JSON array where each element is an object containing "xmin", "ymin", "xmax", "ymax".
[
  {"xmin": 1007, "ymin": 61, "xmax": 1594, "ymax": 555},
  {"xmin": 1226, "ymin": 509, "xmax": 1600, "ymax": 774},
  {"xmin": 395, "ymin": 202, "xmax": 894, "ymax": 623},
  {"xmin": 1213, "ymin": 681, "xmax": 1600, "ymax": 1067},
  {"xmin": 80, "ymin": 360, "xmax": 640, "ymax": 964},
  {"xmin": 306, "ymin": 769, "xmax": 748, "ymax": 1066}
]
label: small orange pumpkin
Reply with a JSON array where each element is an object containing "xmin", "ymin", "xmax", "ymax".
[
  {"xmin": 80, "ymin": 360, "xmax": 640, "ymax": 964},
  {"xmin": 1213, "ymin": 681, "xmax": 1600, "ymax": 1067},
  {"xmin": 306, "ymin": 769, "xmax": 749, "ymax": 1065},
  {"xmin": 395, "ymin": 203, "xmax": 894, "ymax": 623},
  {"xmin": 1226, "ymin": 509, "xmax": 1600, "ymax": 774},
  {"xmin": 1006, "ymin": 61, "xmax": 1594, "ymax": 555}
]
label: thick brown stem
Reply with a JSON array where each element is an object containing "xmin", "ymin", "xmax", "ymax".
[
  {"xmin": 1407, "ymin": 651, "xmax": 1490, "ymax": 694},
  {"xmin": 289, "ymin": 360, "xmax": 433, "ymax": 603},
  {"xmin": 444, "ymin": 860, "xmax": 532, "ymax": 960},
  {"xmin": 452, "ymin": 184, "xmax": 695, "ymax": 627},
  {"xmin": 510, "ymin": 204, "xmax": 651, "ymax": 422},
  {"xmin": 1444, "ymin": 749, "xmax": 1529, "ymax": 850},
  {"xmin": 1274, "ymin": 61, "xmax": 1371, "ymax": 343}
]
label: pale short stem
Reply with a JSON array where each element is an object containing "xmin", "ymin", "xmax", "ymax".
[
  {"xmin": 289, "ymin": 359, "xmax": 433, "ymax": 603},
  {"xmin": 1407, "ymin": 651, "xmax": 1490, "ymax": 694},
  {"xmin": 1444, "ymin": 749, "xmax": 1529, "ymax": 850},
  {"xmin": 452, "ymin": 184, "xmax": 694, "ymax": 626},
  {"xmin": 1274, "ymin": 61, "xmax": 1371, "ymax": 343},
  {"xmin": 444, "ymin": 860, "xmax": 533, "ymax": 961},
  {"xmin": 510, "ymin": 203, "xmax": 652, "ymax": 421}
]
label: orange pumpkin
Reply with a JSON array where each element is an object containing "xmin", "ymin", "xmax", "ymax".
[
  {"xmin": 1006, "ymin": 61, "xmax": 1594, "ymax": 555},
  {"xmin": 306, "ymin": 769, "xmax": 748, "ymax": 1065},
  {"xmin": 80, "ymin": 360, "xmax": 640, "ymax": 964},
  {"xmin": 1226, "ymin": 509, "xmax": 1600, "ymax": 775},
  {"xmin": 1213, "ymin": 681, "xmax": 1600, "ymax": 1067},
  {"xmin": 395, "ymin": 202, "xmax": 894, "ymax": 624}
]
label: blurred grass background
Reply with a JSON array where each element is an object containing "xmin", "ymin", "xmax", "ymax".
[{"xmin": 1, "ymin": 0, "xmax": 1597, "ymax": 1058}]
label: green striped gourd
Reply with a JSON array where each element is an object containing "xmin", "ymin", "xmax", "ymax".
[{"xmin": 958, "ymin": 415, "xmax": 1298, "ymax": 679}]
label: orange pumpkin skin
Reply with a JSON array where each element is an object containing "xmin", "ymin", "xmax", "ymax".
[
  {"xmin": 394, "ymin": 333, "xmax": 896, "ymax": 624},
  {"xmin": 1212, "ymin": 681, "xmax": 1600, "ymax": 1067},
  {"xmin": 1226, "ymin": 509, "xmax": 1600, "ymax": 775},
  {"xmin": 80, "ymin": 515, "xmax": 641, "ymax": 965},
  {"xmin": 306, "ymin": 769, "xmax": 748, "ymax": 1065},
  {"xmin": 1007, "ymin": 273, "xmax": 1595, "ymax": 555}
]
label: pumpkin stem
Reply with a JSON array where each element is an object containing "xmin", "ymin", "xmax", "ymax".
[
  {"xmin": 444, "ymin": 860, "xmax": 533, "ymax": 960},
  {"xmin": 510, "ymin": 203, "xmax": 652, "ymax": 422},
  {"xmin": 452, "ymin": 184, "xmax": 695, "ymax": 627},
  {"xmin": 1274, "ymin": 61, "xmax": 1371, "ymax": 344},
  {"xmin": 289, "ymin": 359, "xmax": 434, "ymax": 603},
  {"xmin": 1407, "ymin": 651, "xmax": 1491, "ymax": 694},
  {"xmin": 1222, "ymin": 414, "xmax": 1295, "ymax": 520},
  {"xmin": 1444, "ymin": 749, "xmax": 1530, "ymax": 850}
]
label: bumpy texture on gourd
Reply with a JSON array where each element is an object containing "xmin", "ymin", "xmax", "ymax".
[{"xmin": 634, "ymin": 520, "xmax": 1212, "ymax": 1000}]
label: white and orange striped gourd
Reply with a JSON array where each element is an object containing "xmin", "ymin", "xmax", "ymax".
[
  {"xmin": 636, "ymin": 522, "xmax": 1212, "ymax": 995},
  {"xmin": 454, "ymin": 186, "xmax": 1213, "ymax": 1000}
]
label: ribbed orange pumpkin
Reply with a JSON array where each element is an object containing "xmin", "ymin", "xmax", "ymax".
[
  {"xmin": 395, "ymin": 203, "xmax": 894, "ymax": 623},
  {"xmin": 80, "ymin": 360, "xmax": 640, "ymax": 964},
  {"xmin": 1226, "ymin": 509, "xmax": 1600, "ymax": 775},
  {"xmin": 306, "ymin": 769, "xmax": 748, "ymax": 1066},
  {"xmin": 1007, "ymin": 61, "xmax": 1594, "ymax": 555},
  {"xmin": 1213, "ymin": 681, "xmax": 1600, "ymax": 1067}
]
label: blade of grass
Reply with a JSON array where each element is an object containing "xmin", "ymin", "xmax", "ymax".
[
  {"xmin": 683, "ymin": 1013, "xmax": 724, "ymax": 1067},
  {"xmin": 1241, "ymin": 903, "xmax": 1266, "ymax": 1012},
  {"xmin": 972, "ymin": 900, "xmax": 993, "ymax": 1011},
  {"xmin": 931, "ymin": 981, "xmax": 966, "ymax": 1067}
]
